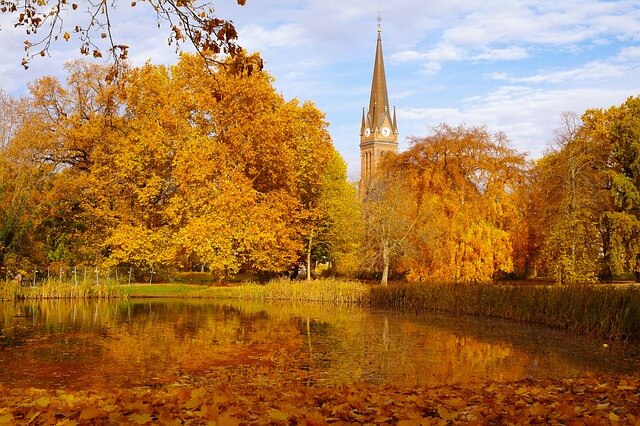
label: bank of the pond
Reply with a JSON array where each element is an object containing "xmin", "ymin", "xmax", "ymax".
[
  {"xmin": 14, "ymin": 278, "xmax": 628, "ymax": 340},
  {"xmin": 123, "ymin": 278, "xmax": 370, "ymax": 304},
  {"xmin": 1, "ymin": 375, "xmax": 638, "ymax": 425},
  {"xmin": 0, "ymin": 280, "xmax": 123, "ymax": 300},
  {"xmin": 120, "ymin": 279, "xmax": 640, "ymax": 340},
  {"xmin": 370, "ymin": 282, "xmax": 640, "ymax": 340}
]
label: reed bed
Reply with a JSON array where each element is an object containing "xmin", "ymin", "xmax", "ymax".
[
  {"xmin": 0, "ymin": 279, "xmax": 124, "ymax": 300},
  {"xmin": 370, "ymin": 282, "xmax": 640, "ymax": 340},
  {"xmin": 211, "ymin": 278, "xmax": 370, "ymax": 304}
]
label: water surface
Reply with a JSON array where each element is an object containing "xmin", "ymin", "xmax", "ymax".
[{"xmin": 0, "ymin": 299, "xmax": 638, "ymax": 390}]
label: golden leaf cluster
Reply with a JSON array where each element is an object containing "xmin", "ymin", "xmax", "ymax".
[
  {"xmin": 0, "ymin": 375, "xmax": 638, "ymax": 424},
  {"xmin": 1, "ymin": 54, "xmax": 345, "ymax": 276}
]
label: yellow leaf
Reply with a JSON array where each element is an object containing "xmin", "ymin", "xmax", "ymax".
[
  {"xmin": 63, "ymin": 32, "xmax": 70, "ymax": 41},
  {"xmin": 529, "ymin": 403, "xmax": 549, "ymax": 416},
  {"xmin": 444, "ymin": 397, "xmax": 467, "ymax": 409},
  {"xmin": 617, "ymin": 385, "xmax": 636, "ymax": 391},
  {"xmin": 28, "ymin": 412, "xmax": 41, "ymax": 424},
  {"xmin": 268, "ymin": 409, "xmax": 289, "ymax": 422},
  {"xmin": 34, "ymin": 396, "xmax": 51, "ymax": 407},
  {"xmin": 609, "ymin": 412, "xmax": 620, "ymax": 422},
  {"xmin": 0, "ymin": 413, "xmax": 14, "ymax": 424},
  {"xmin": 191, "ymin": 387, "xmax": 206, "ymax": 399},
  {"xmin": 79, "ymin": 406, "xmax": 103, "ymax": 420},
  {"xmin": 131, "ymin": 413, "xmax": 153, "ymax": 424},
  {"xmin": 215, "ymin": 412, "xmax": 240, "ymax": 426},
  {"xmin": 61, "ymin": 393, "xmax": 77, "ymax": 406},
  {"xmin": 437, "ymin": 405, "xmax": 457, "ymax": 421}
]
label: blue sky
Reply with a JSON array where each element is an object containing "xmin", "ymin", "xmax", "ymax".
[{"xmin": 2, "ymin": 0, "xmax": 640, "ymax": 179}]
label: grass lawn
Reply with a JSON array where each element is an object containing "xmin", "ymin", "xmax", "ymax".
[{"xmin": 120, "ymin": 283, "xmax": 216, "ymax": 298}]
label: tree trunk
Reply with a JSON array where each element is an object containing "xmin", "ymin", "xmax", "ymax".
[
  {"xmin": 306, "ymin": 228, "xmax": 313, "ymax": 282},
  {"xmin": 381, "ymin": 240, "xmax": 389, "ymax": 286}
]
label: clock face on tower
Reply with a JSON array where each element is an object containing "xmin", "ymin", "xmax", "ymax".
[
  {"xmin": 364, "ymin": 128, "xmax": 371, "ymax": 137},
  {"xmin": 381, "ymin": 126, "xmax": 391, "ymax": 137}
]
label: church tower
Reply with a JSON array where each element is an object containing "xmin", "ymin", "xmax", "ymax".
[{"xmin": 360, "ymin": 17, "xmax": 398, "ymax": 187}]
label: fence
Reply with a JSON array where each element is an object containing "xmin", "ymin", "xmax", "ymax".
[{"xmin": 3, "ymin": 265, "xmax": 185, "ymax": 286}]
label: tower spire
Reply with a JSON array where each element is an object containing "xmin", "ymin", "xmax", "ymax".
[
  {"xmin": 367, "ymin": 13, "xmax": 391, "ymax": 134},
  {"xmin": 359, "ymin": 14, "xmax": 398, "ymax": 190}
]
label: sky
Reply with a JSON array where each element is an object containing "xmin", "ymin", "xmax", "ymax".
[{"xmin": 1, "ymin": 0, "xmax": 640, "ymax": 179}]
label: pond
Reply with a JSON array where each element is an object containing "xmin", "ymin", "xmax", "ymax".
[{"xmin": 0, "ymin": 299, "xmax": 639, "ymax": 391}]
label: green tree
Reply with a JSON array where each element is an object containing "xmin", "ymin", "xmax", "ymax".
[
  {"xmin": 308, "ymin": 151, "xmax": 363, "ymax": 278},
  {"xmin": 0, "ymin": 91, "xmax": 51, "ymax": 272},
  {"xmin": 584, "ymin": 97, "xmax": 640, "ymax": 276},
  {"xmin": 536, "ymin": 112, "xmax": 609, "ymax": 283}
]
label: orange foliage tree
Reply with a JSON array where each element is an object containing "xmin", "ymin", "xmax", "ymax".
[
  {"xmin": 8, "ymin": 53, "xmax": 339, "ymax": 277},
  {"xmin": 367, "ymin": 124, "xmax": 527, "ymax": 284}
]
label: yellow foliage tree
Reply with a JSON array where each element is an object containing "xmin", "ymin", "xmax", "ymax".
[
  {"xmin": 9, "ymin": 53, "xmax": 339, "ymax": 277},
  {"xmin": 370, "ymin": 124, "xmax": 526, "ymax": 284}
]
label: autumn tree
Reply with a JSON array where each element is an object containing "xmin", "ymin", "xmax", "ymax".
[
  {"xmin": 8, "ymin": 61, "xmax": 124, "ymax": 267},
  {"xmin": 361, "ymin": 163, "xmax": 424, "ymax": 286},
  {"xmin": 508, "ymin": 162, "xmax": 546, "ymax": 279},
  {"xmin": 8, "ymin": 53, "xmax": 339, "ymax": 278},
  {"xmin": 533, "ymin": 113, "xmax": 608, "ymax": 283},
  {"xmin": 366, "ymin": 124, "xmax": 526, "ymax": 284},
  {"xmin": 167, "ymin": 54, "xmax": 335, "ymax": 277},
  {"xmin": 533, "ymin": 98, "xmax": 640, "ymax": 283},
  {"xmin": 1, "ymin": 0, "xmax": 248, "ymax": 75}
]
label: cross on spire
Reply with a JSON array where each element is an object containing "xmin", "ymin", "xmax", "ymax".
[{"xmin": 377, "ymin": 10, "xmax": 382, "ymax": 32}]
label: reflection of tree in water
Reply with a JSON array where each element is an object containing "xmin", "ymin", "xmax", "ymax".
[
  {"xmin": 0, "ymin": 299, "xmax": 639, "ymax": 391},
  {"xmin": 292, "ymin": 317, "xmax": 340, "ymax": 375}
]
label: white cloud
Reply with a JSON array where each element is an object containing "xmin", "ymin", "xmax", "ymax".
[
  {"xmin": 440, "ymin": 1, "xmax": 640, "ymax": 47},
  {"xmin": 239, "ymin": 24, "xmax": 309, "ymax": 51},
  {"xmin": 616, "ymin": 46, "xmax": 640, "ymax": 62},
  {"xmin": 421, "ymin": 61, "xmax": 442, "ymax": 75},
  {"xmin": 470, "ymin": 46, "xmax": 529, "ymax": 61},
  {"xmin": 391, "ymin": 50, "xmax": 429, "ymax": 63},
  {"xmin": 397, "ymin": 85, "xmax": 640, "ymax": 158},
  {"xmin": 485, "ymin": 61, "xmax": 628, "ymax": 84},
  {"xmin": 392, "ymin": 44, "xmax": 526, "ymax": 69}
]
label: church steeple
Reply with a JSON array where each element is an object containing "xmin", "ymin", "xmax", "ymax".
[
  {"xmin": 367, "ymin": 21, "xmax": 391, "ymax": 133},
  {"xmin": 360, "ymin": 15, "xmax": 398, "ymax": 187}
]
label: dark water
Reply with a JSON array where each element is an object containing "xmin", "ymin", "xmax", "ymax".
[{"xmin": 0, "ymin": 299, "xmax": 638, "ymax": 390}]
